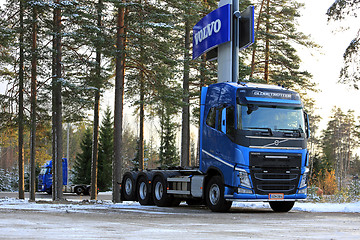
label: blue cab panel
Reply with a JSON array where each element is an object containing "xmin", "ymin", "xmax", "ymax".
[
  {"xmin": 38, "ymin": 158, "xmax": 68, "ymax": 192},
  {"xmin": 199, "ymin": 82, "xmax": 309, "ymax": 200}
]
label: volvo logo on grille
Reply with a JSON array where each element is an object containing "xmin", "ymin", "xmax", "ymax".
[{"xmin": 274, "ymin": 140, "xmax": 280, "ymax": 146}]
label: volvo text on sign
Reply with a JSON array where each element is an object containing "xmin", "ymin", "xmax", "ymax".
[{"xmin": 192, "ymin": 4, "xmax": 231, "ymax": 60}]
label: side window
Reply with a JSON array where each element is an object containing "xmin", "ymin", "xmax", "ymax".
[
  {"xmin": 217, "ymin": 107, "xmax": 225, "ymax": 131},
  {"xmin": 226, "ymin": 107, "xmax": 235, "ymax": 135},
  {"xmin": 206, "ymin": 108, "xmax": 216, "ymax": 128}
]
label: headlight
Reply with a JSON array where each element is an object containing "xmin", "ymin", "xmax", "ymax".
[
  {"xmin": 299, "ymin": 168, "xmax": 309, "ymax": 188},
  {"xmin": 238, "ymin": 169, "xmax": 251, "ymax": 188}
]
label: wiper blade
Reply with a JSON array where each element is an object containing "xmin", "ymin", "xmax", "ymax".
[
  {"xmin": 277, "ymin": 128, "xmax": 302, "ymax": 137},
  {"xmin": 277, "ymin": 128, "xmax": 302, "ymax": 134},
  {"xmin": 246, "ymin": 127, "xmax": 273, "ymax": 136}
]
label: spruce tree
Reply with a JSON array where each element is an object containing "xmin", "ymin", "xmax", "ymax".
[
  {"xmin": 159, "ymin": 105, "xmax": 179, "ymax": 168},
  {"xmin": 72, "ymin": 127, "xmax": 92, "ymax": 185},
  {"xmin": 98, "ymin": 107, "xmax": 113, "ymax": 191}
]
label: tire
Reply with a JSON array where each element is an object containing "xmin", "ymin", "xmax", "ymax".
[
  {"xmin": 122, "ymin": 174, "xmax": 136, "ymax": 201},
  {"xmin": 75, "ymin": 186, "xmax": 84, "ymax": 195},
  {"xmin": 152, "ymin": 176, "xmax": 174, "ymax": 207},
  {"xmin": 137, "ymin": 177, "xmax": 154, "ymax": 205},
  {"xmin": 269, "ymin": 201, "xmax": 295, "ymax": 212},
  {"xmin": 205, "ymin": 176, "xmax": 232, "ymax": 212}
]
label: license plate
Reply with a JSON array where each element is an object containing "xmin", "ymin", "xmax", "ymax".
[{"xmin": 269, "ymin": 193, "xmax": 284, "ymax": 200}]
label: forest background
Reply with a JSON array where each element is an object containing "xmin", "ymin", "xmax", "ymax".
[{"xmin": 0, "ymin": 0, "xmax": 359, "ymax": 200}]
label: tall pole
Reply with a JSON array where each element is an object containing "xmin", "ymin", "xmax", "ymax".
[{"xmin": 232, "ymin": 0, "xmax": 239, "ymax": 83}]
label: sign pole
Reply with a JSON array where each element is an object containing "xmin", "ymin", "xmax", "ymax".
[
  {"xmin": 217, "ymin": 0, "xmax": 232, "ymax": 83},
  {"xmin": 232, "ymin": 0, "xmax": 239, "ymax": 83}
]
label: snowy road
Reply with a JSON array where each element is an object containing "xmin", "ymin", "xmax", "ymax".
[{"xmin": 0, "ymin": 198, "xmax": 359, "ymax": 239}]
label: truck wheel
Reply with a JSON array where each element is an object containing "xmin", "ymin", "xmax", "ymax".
[
  {"xmin": 205, "ymin": 176, "xmax": 232, "ymax": 212},
  {"xmin": 137, "ymin": 177, "xmax": 154, "ymax": 205},
  {"xmin": 152, "ymin": 176, "xmax": 174, "ymax": 207},
  {"xmin": 269, "ymin": 201, "xmax": 295, "ymax": 212},
  {"xmin": 122, "ymin": 174, "xmax": 136, "ymax": 201},
  {"xmin": 75, "ymin": 186, "xmax": 84, "ymax": 195}
]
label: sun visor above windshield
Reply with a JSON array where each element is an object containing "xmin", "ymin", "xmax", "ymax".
[{"xmin": 237, "ymin": 88, "xmax": 302, "ymax": 107}]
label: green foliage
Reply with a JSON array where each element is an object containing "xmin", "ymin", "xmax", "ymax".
[
  {"xmin": 327, "ymin": 0, "xmax": 360, "ymax": 21},
  {"xmin": 320, "ymin": 107, "xmax": 360, "ymax": 190},
  {"xmin": 97, "ymin": 106, "xmax": 113, "ymax": 191},
  {"xmin": 72, "ymin": 127, "xmax": 92, "ymax": 184},
  {"xmin": 158, "ymin": 105, "xmax": 179, "ymax": 168},
  {"xmin": 327, "ymin": 1, "xmax": 360, "ymax": 89},
  {"xmin": 249, "ymin": 0, "xmax": 317, "ymax": 92}
]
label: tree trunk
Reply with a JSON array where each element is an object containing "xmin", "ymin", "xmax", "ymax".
[
  {"xmin": 139, "ymin": 76, "xmax": 144, "ymax": 170},
  {"xmin": 113, "ymin": 0, "xmax": 126, "ymax": 203},
  {"xmin": 52, "ymin": 0, "xmax": 63, "ymax": 201},
  {"xmin": 30, "ymin": 5, "xmax": 38, "ymax": 202},
  {"xmin": 91, "ymin": 90, "xmax": 100, "ymax": 200},
  {"xmin": 181, "ymin": 19, "xmax": 191, "ymax": 168},
  {"xmin": 90, "ymin": 0, "xmax": 103, "ymax": 201},
  {"xmin": 250, "ymin": 0, "xmax": 266, "ymax": 79},
  {"xmin": 264, "ymin": 0, "xmax": 270, "ymax": 83},
  {"xmin": 138, "ymin": 0, "xmax": 145, "ymax": 171},
  {"xmin": 18, "ymin": 0, "xmax": 25, "ymax": 200}
]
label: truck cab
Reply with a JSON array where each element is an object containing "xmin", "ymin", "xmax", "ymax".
[
  {"xmin": 38, "ymin": 158, "xmax": 68, "ymax": 194},
  {"xmin": 199, "ymin": 82, "xmax": 309, "ymax": 211}
]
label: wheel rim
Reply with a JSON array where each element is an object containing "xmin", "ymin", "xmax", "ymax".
[
  {"xmin": 155, "ymin": 181, "xmax": 163, "ymax": 200},
  {"xmin": 139, "ymin": 182, "xmax": 147, "ymax": 200},
  {"xmin": 209, "ymin": 183, "xmax": 220, "ymax": 205},
  {"xmin": 125, "ymin": 178, "xmax": 133, "ymax": 195}
]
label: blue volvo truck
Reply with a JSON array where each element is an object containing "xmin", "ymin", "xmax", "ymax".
[
  {"xmin": 121, "ymin": 82, "xmax": 310, "ymax": 212},
  {"xmin": 38, "ymin": 158, "xmax": 91, "ymax": 195}
]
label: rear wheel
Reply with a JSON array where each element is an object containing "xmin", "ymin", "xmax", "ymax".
[
  {"xmin": 137, "ymin": 177, "xmax": 154, "ymax": 205},
  {"xmin": 269, "ymin": 201, "xmax": 295, "ymax": 212},
  {"xmin": 122, "ymin": 174, "xmax": 136, "ymax": 201},
  {"xmin": 152, "ymin": 176, "xmax": 175, "ymax": 207},
  {"xmin": 205, "ymin": 176, "xmax": 232, "ymax": 212},
  {"xmin": 75, "ymin": 186, "xmax": 84, "ymax": 195}
]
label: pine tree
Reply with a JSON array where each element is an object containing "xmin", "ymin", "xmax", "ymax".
[
  {"xmin": 321, "ymin": 107, "xmax": 360, "ymax": 190},
  {"xmin": 249, "ymin": 0, "xmax": 316, "ymax": 92},
  {"xmin": 72, "ymin": 127, "xmax": 92, "ymax": 185},
  {"xmin": 98, "ymin": 107, "xmax": 113, "ymax": 191},
  {"xmin": 327, "ymin": 1, "xmax": 360, "ymax": 89}
]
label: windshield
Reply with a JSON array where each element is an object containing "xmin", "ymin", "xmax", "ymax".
[
  {"xmin": 237, "ymin": 105, "xmax": 305, "ymax": 133},
  {"xmin": 39, "ymin": 168, "xmax": 47, "ymax": 175}
]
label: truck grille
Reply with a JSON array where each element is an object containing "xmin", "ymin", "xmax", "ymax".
[{"xmin": 249, "ymin": 152, "xmax": 301, "ymax": 195}]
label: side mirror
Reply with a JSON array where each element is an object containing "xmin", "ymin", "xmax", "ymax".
[{"xmin": 304, "ymin": 111, "xmax": 310, "ymax": 139}]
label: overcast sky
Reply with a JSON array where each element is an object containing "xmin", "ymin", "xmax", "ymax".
[{"xmin": 0, "ymin": 0, "xmax": 359, "ymax": 132}]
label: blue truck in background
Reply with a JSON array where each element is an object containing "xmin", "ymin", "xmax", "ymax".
[
  {"xmin": 38, "ymin": 158, "xmax": 91, "ymax": 195},
  {"xmin": 121, "ymin": 82, "xmax": 310, "ymax": 212}
]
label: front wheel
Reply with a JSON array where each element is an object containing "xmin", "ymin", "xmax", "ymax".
[
  {"xmin": 269, "ymin": 201, "xmax": 295, "ymax": 212},
  {"xmin": 205, "ymin": 176, "xmax": 232, "ymax": 212}
]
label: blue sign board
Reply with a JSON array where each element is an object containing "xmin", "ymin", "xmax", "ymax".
[{"xmin": 192, "ymin": 4, "xmax": 231, "ymax": 60}]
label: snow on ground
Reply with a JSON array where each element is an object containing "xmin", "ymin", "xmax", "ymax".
[{"xmin": 0, "ymin": 197, "xmax": 359, "ymax": 213}]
